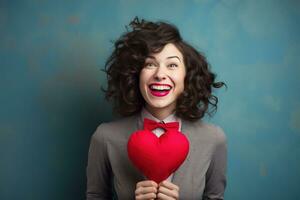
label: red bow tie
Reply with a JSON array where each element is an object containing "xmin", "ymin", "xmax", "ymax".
[{"xmin": 143, "ymin": 118, "xmax": 179, "ymax": 132}]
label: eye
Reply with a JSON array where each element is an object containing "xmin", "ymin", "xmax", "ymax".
[
  {"xmin": 168, "ymin": 63, "xmax": 178, "ymax": 68},
  {"xmin": 144, "ymin": 62, "xmax": 156, "ymax": 68}
]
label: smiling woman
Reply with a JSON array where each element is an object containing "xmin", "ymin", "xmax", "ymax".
[
  {"xmin": 86, "ymin": 17, "xmax": 227, "ymax": 200},
  {"xmin": 139, "ymin": 43, "xmax": 186, "ymax": 119}
]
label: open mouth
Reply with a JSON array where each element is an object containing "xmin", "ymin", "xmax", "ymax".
[{"xmin": 149, "ymin": 84, "xmax": 172, "ymax": 97}]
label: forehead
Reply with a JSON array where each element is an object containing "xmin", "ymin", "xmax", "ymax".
[{"xmin": 147, "ymin": 43, "xmax": 183, "ymax": 60}]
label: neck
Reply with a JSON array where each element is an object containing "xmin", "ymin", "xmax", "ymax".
[{"xmin": 145, "ymin": 105, "xmax": 175, "ymax": 120}]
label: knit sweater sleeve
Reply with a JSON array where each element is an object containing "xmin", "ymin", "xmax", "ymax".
[
  {"xmin": 203, "ymin": 126, "xmax": 227, "ymax": 200},
  {"xmin": 86, "ymin": 124, "xmax": 114, "ymax": 200}
]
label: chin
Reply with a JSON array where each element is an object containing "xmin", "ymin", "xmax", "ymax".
[{"xmin": 147, "ymin": 100, "xmax": 175, "ymax": 110}]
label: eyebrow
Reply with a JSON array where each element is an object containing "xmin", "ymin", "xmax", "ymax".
[
  {"xmin": 146, "ymin": 56, "xmax": 181, "ymax": 63},
  {"xmin": 167, "ymin": 56, "xmax": 181, "ymax": 62}
]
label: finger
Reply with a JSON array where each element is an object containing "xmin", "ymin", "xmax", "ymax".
[
  {"xmin": 136, "ymin": 192, "xmax": 157, "ymax": 200},
  {"xmin": 158, "ymin": 186, "xmax": 179, "ymax": 199},
  {"xmin": 159, "ymin": 181, "xmax": 179, "ymax": 191},
  {"xmin": 157, "ymin": 192, "xmax": 174, "ymax": 200},
  {"xmin": 137, "ymin": 180, "xmax": 158, "ymax": 188},
  {"xmin": 135, "ymin": 186, "xmax": 157, "ymax": 195}
]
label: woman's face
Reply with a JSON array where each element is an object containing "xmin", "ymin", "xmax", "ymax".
[{"xmin": 139, "ymin": 43, "xmax": 186, "ymax": 117}]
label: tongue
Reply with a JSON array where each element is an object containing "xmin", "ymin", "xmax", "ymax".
[
  {"xmin": 150, "ymin": 89, "xmax": 169, "ymax": 97},
  {"xmin": 152, "ymin": 89, "xmax": 168, "ymax": 91}
]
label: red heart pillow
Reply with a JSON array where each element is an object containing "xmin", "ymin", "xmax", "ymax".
[{"xmin": 127, "ymin": 129, "xmax": 189, "ymax": 183}]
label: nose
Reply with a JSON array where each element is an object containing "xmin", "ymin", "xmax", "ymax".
[{"xmin": 153, "ymin": 65, "xmax": 167, "ymax": 81}]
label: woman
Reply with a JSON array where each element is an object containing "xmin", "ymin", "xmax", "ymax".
[{"xmin": 86, "ymin": 17, "xmax": 227, "ymax": 200}]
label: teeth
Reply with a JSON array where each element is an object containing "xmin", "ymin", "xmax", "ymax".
[{"xmin": 150, "ymin": 85, "xmax": 171, "ymax": 90}]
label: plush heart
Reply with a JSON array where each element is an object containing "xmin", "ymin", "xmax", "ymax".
[{"xmin": 127, "ymin": 129, "xmax": 189, "ymax": 183}]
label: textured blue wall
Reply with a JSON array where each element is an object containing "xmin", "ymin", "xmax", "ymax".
[{"xmin": 1, "ymin": 0, "xmax": 299, "ymax": 199}]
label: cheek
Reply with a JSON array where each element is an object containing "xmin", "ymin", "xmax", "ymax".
[
  {"xmin": 139, "ymin": 72, "xmax": 145, "ymax": 85},
  {"xmin": 139, "ymin": 71, "xmax": 149, "ymax": 93},
  {"xmin": 178, "ymin": 79, "xmax": 185, "ymax": 92},
  {"xmin": 174, "ymin": 73, "xmax": 186, "ymax": 91},
  {"xmin": 139, "ymin": 69, "xmax": 153, "ymax": 84}
]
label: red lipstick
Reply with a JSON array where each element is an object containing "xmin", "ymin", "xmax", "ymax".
[{"xmin": 149, "ymin": 83, "xmax": 172, "ymax": 97}]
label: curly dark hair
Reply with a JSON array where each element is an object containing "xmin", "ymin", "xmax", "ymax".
[{"xmin": 104, "ymin": 17, "xmax": 226, "ymax": 121}]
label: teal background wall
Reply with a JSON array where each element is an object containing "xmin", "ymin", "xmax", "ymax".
[{"xmin": 1, "ymin": 0, "xmax": 299, "ymax": 199}]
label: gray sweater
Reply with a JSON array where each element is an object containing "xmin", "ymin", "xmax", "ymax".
[{"xmin": 86, "ymin": 114, "xmax": 227, "ymax": 199}]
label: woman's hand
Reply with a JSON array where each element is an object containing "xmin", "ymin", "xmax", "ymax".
[
  {"xmin": 135, "ymin": 180, "xmax": 158, "ymax": 200},
  {"xmin": 157, "ymin": 181, "xmax": 179, "ymax": 200}
]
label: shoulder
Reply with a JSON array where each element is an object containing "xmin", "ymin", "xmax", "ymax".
[
  {"xmin": 92, "ymin": 114, "xmax": 138, "ymax": 142},
  {"xmin": 183, "ymin": 119, "xmax": 227, "ymax": 147},
  {"xmin": 200, "ymin": 121, "xmax": 226, "ymax": 145}
]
